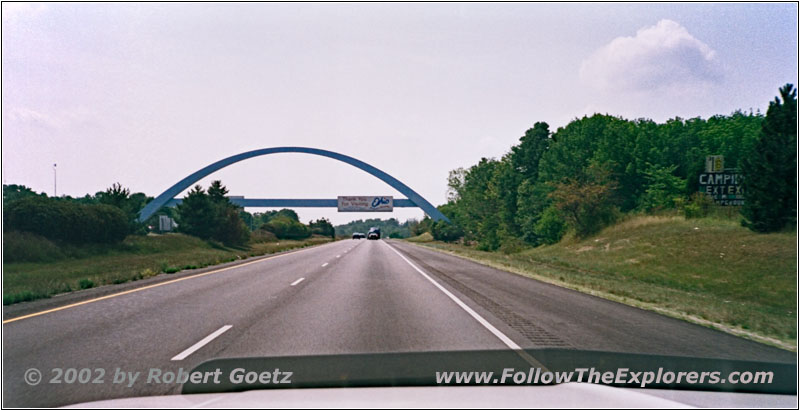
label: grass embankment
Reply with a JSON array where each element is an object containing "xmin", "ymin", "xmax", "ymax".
[
  {"xmin": 406, "ymin": 232, "xmax": 434, "ymax": 242},
  {"xmin": 3, "ymin": 233, "xmax": 332, "ymax": 305},
  {"xmin": 411, "ymin": 216, "xmax": 797, "ymax": 350}
]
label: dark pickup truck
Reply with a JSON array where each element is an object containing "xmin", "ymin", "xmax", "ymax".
[{"xmin": 367, "ymin": 227, "xmax": 381, "ymax": 240}]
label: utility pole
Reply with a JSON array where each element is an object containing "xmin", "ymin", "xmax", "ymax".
[{"xmin": 53, "ymin": 163, "xmax": 57, "ymax": 197}]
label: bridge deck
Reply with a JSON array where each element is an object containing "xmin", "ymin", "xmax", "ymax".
[{"xmin": 165, "ymin": 198, "xmax": 418, "ymax": 208}]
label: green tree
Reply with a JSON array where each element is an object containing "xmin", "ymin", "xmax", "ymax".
[
  {"xmin": 489, "ymin": 157, "xmax": 523, "ymax": 240},
  {"xmin": 741, "ymin": 84, "xmax": 797, "ymax": 232},
  {"xmin": 335, "ymin": 218, "xmax": 411, "ymax": 238},
  {"xmin": 309, "ymin": 218, "xmax": 335, "ymax": 238},
  {"xmin": 254, "ymin": 209, "xmax": 300, "ymax": 227},
  {"xmin": 215, "ymin": 206, "xmax": 250, "ymax": 246},
  {"xmin": 460, "ymin": 158, "xmax": 502, "ymax": 247},
  {"xmin": 516, "ymin": 180, "xmax": 555, "ymax": 245},
  {"xmin": 446, "ymin": 168, "xmax": 466, "ymax": 202},
  {"xmin": 549, "ymin": 165, "xmax": 619, "ymax": 238},
  {"xmin": 176, "ymin": 185, "xmax": 217, "ymax": 240},
  {"xmin": 99, "ymin": 183, "xmax": 130, "ymax": 208},
  {"xmin": 511, "ymin": 122, "xmax": 551, "ymax": 182},
  {"xmin": 176, "ymin": 183, "xmax": 250, "ymax": 245},
  {"xmin": 97, "ymin": 183, "xmax": 148, "ymax": 234},
  {"xmin": 411, "ymin": 217, "xmax": 433, "ymax": 236},
  {"xmin": 207, "ymin": 180, "xmax": 229, "ymax": 203},
  {"xmin": 533, "ymin": 205, "xmax": 566, "ymax": 245},
  {"xmin": 262, "ymin": 216, "xmax": 311, "ymax": 240},
  {"xmin": 3, "ymin": 184, "xmax": 46, "ymax": 204},
  {"xmin": 431, "ymin": 220, "xmax": 464, "ymax": 242},
  {"xmin": 638, "ymin": 164, "xmax": 686, "ymax": 212},
  {"xmin": 508, "ymin": 122, "xmax": 552, "ymax": 245}
]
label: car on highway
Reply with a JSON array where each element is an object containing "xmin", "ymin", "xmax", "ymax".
[
  {"xmin": 367, "ymin": 227, "xmax": 381, "ymax": 240},
  {"xmin": 352, "ymin": 232, "xmax": 365, "ymax": 239}
]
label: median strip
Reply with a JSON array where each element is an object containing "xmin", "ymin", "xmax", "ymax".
[{"xmin": 171, "ymin": 325, "xmax": 232, "ymax": 361}]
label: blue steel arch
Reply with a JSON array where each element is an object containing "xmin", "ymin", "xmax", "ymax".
[{"xmin": 138, "ymin": 147, "xmax": 449, "ymax": 223}]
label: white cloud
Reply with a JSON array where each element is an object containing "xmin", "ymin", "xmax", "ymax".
[
  {"xmin": 579, "ymin": 19, "xmax": 721, "ymax": 93},
  {"xmin": 4, "ymin": 107, "xmax": 96, "ymax": 130}
]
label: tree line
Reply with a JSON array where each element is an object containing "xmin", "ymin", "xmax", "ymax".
[
  {"xmin": 433, "ymin": 84, "xmax": 796, "ymax": 250},
  {"xmin": 149, "ymin": 181, "xmax": 335, "ymax": 245},
  {"xmin": 4, "ymin": 85, "xmax": 793, "ymax": 251},
  {"xmin": 4, "ymin": 183, "xmax": 150, "ymax": 244},
  {"xmin": 3, "ymin": 180, "xmax": 335, "ymax": 248},
  {"xmin": 334, "ymin": 218, "xmax": 415, "ymax": 238}
]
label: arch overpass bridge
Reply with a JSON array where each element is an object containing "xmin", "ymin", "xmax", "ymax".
[{"xmin": 137, "ymin": 147, "xmax": 450, "ymax": 223}]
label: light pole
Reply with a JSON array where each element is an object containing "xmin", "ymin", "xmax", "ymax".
[{"xmin": 53, "ymin": 163, "xmax": 57, "ymax": 197}]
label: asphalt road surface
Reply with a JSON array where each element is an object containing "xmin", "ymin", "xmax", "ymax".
[{"xmin": 3, "ymin": 239, "xmax": 794, "ymax": 407}]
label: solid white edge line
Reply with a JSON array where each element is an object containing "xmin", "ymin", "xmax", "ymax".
[
  {"xmin": 322, "ymin": 262, "xmax": 329, "ymax": 267},
  {"xmin": 382, "ymin": 241, "xmax": 547, "ymax": 370},
  {"xmin": 291, "ymin": 278, "xmax": 305, "ymax": 286},
  {"xmin": 171, "ymin": 325, "xmax": 233, "ymax": 361}
]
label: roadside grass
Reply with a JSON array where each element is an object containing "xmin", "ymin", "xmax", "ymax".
[
  {"xmin": 3, "ymin": 233, "xmax": 332, "ymax": 305},
  {"xmin": 406, "ymin": 232, "xmax": 434, "ymax": 243},
  {"xmin": 412, "ymin": 215, "xmax": 797, "ymax": 350}
]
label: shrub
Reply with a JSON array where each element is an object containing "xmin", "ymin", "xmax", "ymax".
[
  {"xmin": 309, "ymin": 218, "xmax": 335, "ymax": 238},
  {"xmin": 262, "ymin": 216, "xmax": 311, "ymax": 240},
  {"xmin": 684, "ymin": 192, "xmax": 714, "ymax": 219},
  {"xmin": 431, "ymin": 220, "xmax": 464, "ymax": 243},
  {"xmin": 406, "ymin": 232, "xmax": 434, "ymax": 242},
  {"xmin": 411, "ymin": 217, "xmax": 434, "ymax": 236},
  {"xmin": 534, "ymin": 206, "xmax": 567, "ymax": 245},
  {"xmin": 4, "ymin": 197, "xmax": 129, "ymax": 244},
  {"xmin": 549, "ymin": 166, "xmax": 619, "ymax": 238},
  {"xmin": 78, "ymin": 278, "xmax": 95, "ymax": 289},
  {"xmin": 214, "ymin": 207, "xmax": 250, "ymax": 246}
]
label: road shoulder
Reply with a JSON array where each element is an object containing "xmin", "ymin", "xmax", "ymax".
[{"xmin": 391, "ymin": 240, "xmax": 796, "ymax": 352}]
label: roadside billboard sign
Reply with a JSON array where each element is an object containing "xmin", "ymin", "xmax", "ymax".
[{"xmin": 698, "ymin": 172, "xmax": 744, "ymax": 206}]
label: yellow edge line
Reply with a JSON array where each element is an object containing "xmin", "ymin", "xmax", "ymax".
[{"xmin": 3, "ymin": 245, "xmax": 318, "ymax": 324}]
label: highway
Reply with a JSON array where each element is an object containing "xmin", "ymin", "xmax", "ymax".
[{"xmin": 2, "ymin": 239, "xmax": 795, "ymax": 407}]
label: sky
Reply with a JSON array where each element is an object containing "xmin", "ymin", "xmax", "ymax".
[{"xmin": 2, "ymin": 3, "xmax": 797, "ymax": 224}]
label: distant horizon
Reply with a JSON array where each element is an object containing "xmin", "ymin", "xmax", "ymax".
[{"xmin": 0, "ymin": 105, "xmax": 785, "ymax": 225}]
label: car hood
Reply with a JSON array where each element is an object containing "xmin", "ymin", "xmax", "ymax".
[
  {"xmin": 64, "ymin": 383, "xmax": 797, "ymax": 408},
  {"xmin": 64, "ymin": 349, "xmax": 798, "ymax": 408}
]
